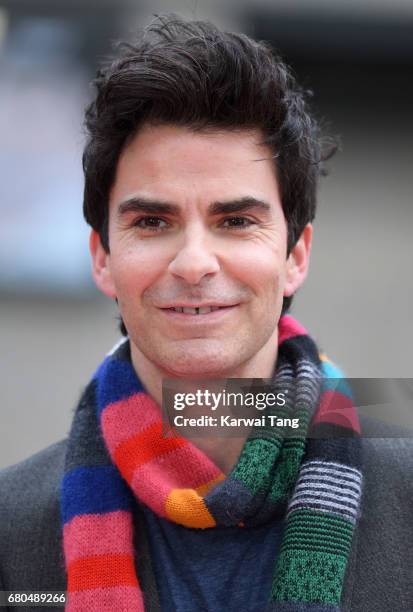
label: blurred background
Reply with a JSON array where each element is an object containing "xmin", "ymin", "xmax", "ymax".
[{"xmin": 1, "ymin": 0, "xmax": 412, "ymax": 468}]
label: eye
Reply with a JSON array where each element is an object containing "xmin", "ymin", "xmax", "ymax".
[
  {"xmin": 133, "ymin": 216, "xmax": 169, "ymax": 232},
  {"xmin": 221, "ymin": 216, "xmax": 255, "ymax": 230}
]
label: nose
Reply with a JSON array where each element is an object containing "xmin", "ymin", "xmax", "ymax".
[{"xmin": 167, "ymin": 227, "xmax": 220, "ymax": 284}]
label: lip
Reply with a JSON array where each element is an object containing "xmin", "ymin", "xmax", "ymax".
[
  {"xmin": 159, "ymin": 303, "xmax": 237, "ymax": 309},
  {"xmin": 159, "ymin": 304, "xmax": 239, "ymax": 321}
]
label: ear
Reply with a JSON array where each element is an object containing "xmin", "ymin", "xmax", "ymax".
[
  {"xmin": 284, "ymin": 223, "xmax": 313, "ymax": 297},
  {"xmin": 89, "ymin": 230, "xmax": 117, "ymax": 299}
]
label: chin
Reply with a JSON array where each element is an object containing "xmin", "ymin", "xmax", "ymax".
[
  {"xmin": 158, "ymin": 345, "xmax": 239, "ymax": 379},
  {"xmin": 166, "ymin": 358, "xmax": 232, "ymax": 378}
]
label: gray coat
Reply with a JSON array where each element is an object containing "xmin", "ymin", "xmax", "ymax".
[{"xmin": 0, "ymin": 417, "xmax": 412, "ymax": 612}]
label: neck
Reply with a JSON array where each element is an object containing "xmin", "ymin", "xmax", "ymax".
[{"xmin": 130, "ymin": 333, "xmax": 279, "ymax": 474}]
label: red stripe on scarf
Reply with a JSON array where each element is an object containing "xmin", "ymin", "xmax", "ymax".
[
  {"xmin": 67, "ymin": 553, "xmax": 138, "ymax": 591},
  {"xmin": 312, "ymin": 389, "xmax": 361, "ymax": 433},
  {"xmin": 278, "ymin": 314, "xmax": 309, "ymax": 344},
  {"xmin": 113, "ymin": 421, "xmax": 188, "ymax": 481}
]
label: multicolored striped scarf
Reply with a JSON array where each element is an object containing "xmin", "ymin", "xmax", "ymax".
[{"xmin": 61, "ymin": 314, "xmax": 362, "ymax": 611}]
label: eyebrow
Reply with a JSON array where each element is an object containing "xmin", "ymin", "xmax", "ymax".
[{"xmin": 117, "ymin": 196, "xmax": 272, "ymax": 218}]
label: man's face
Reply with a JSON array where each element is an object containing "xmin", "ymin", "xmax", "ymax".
[{"xmin": 91, "ymin": 123, "xmax": 310, "ymax": 377}]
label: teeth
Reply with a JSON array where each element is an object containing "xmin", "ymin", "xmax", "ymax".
[{"xmin": 171, "ymin": 306, "xmax": 222, "ymax": 314}]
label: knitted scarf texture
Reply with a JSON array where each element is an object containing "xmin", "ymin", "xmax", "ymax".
[{"xmin": 61, "ymin": 314, "xmax": 362, "ymax": 611}]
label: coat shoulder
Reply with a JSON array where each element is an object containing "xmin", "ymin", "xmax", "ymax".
[
  {"xmin": 343, "ymin": 419, "xmax": 413, "ymax": 612},
  {"xmin": 0, "ymin": 439, "xmax": 67, "ymax": 514},
  {"xmin": 0, "ymin": 440, "xmax": 68, "ymax": 592}
]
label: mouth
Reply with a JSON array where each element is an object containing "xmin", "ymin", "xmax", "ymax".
[
  {"xmin": 159, "ymin": 304, "xmax": 239, "ymax": 319},
  {"xmin": 166, "ymin": 305, "xmax": 228, "ymax": 314}
]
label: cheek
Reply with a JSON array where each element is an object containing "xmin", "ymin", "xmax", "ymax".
[
  {"xmin": 226, "ymin": 242, "xmax": 287, "ymax": 296},
  {"xmin": 109, "ymin": 247, "xmax": 166, "ymax": 302}
]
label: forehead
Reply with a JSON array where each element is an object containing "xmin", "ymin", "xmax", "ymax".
[{"xmin": 109, "ymin": 123, "xmax": 281, "ymax": 208}]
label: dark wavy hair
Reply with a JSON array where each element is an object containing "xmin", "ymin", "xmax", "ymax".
[{"xmin": 82, "ymin": 14, "xmax": 335, "ymax": 328}]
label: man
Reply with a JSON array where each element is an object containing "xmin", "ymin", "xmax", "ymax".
[{"xmin": 0, "ymin": 14, "xmax": 411, "ymax": 612}]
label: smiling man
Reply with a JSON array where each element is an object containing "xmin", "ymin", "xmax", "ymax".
[
  {"xmin": 91, "ymin": 123, "xmax": 310, "ymax": 410},
  {"xmin": 1, "ymin": 13, "xmax": 412, "ymax": 612}
]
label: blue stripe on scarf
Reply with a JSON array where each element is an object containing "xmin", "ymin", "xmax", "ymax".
[
  {"xmin": 61, "ymin": 465, "xmax": 132, "ymax": 523},
  {"xmin": 94, "ymin": 357, "xmax": 145, "ymax": 415},
  {"xmin": 320, "ymin": 361, "xmax": 353, "ymax": 399}
]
